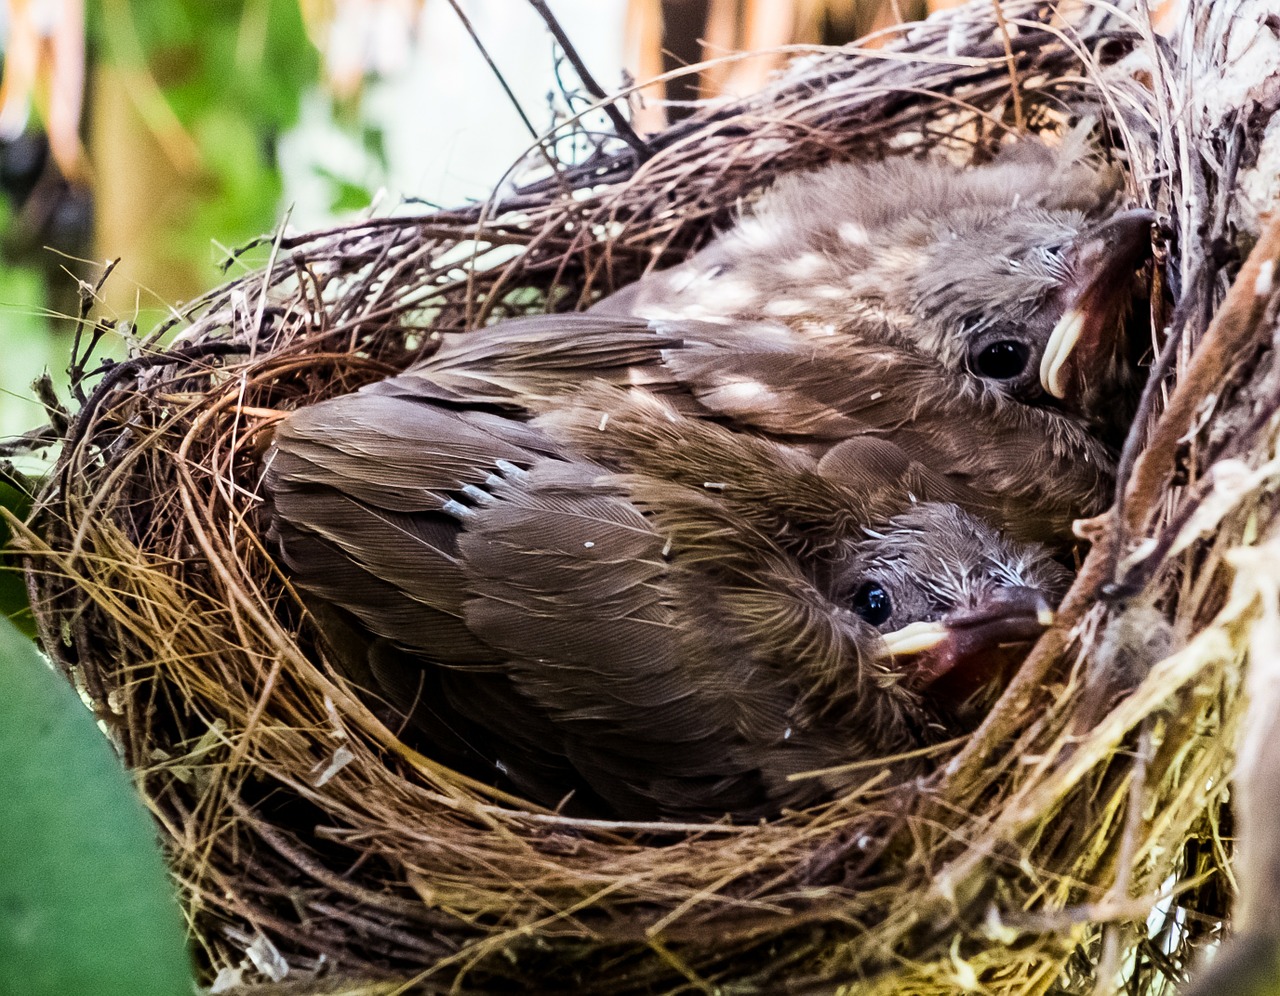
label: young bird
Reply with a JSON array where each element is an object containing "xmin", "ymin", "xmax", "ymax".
[
  {"xmin": 396, "ymin": 311, "xmax": 1114, "ymax": 546},
  {"xmin": 264, "ymin": 378, "xmax": 1068, "ymax": 821},
  {"xmin": 595, "ymin": 138, "xmax": 1154, "ymax": 445}
]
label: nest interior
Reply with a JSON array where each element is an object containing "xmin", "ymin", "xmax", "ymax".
[{"xmin": 14, "ymin": 0, "xmax": 1280, "ymax": 992}]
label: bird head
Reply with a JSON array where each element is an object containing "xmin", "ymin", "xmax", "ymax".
[
  {"xmin": 828, "ymin": 503, "xmax": 1071, "ymax": 709},
  {"xmin": 607, "ymin": 146, "xmax": 1154, "ymax": 442},
  {"xmin": 899, "ymin": 205, "xmax": 1155, "ymax": 441}
]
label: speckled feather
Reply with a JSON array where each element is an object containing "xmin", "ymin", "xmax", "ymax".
[
  {"xmin": 398, "ymin": 312, "xmax": 1113, "ymax": 544},
  {"xmin": 266, "ymin": 377, "xmax": 1067, "ymax": 820},
  {"xmin": 594, "ymin": 136, "xmax": 1147, "ymax": 446}
]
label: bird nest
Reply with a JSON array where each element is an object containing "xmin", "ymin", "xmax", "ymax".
[{"xmin": 13, "ymin": 0, "xmax": 1280, "ymax": 991}]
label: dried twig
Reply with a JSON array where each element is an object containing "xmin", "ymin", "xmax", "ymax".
[
  {"xmin": 13, "ymin": 2, "xmax": 1265, "ymax": 993},
  {"xmin": 526, "ymin": 0, "xmax": 653, "ymax": 163},
  {"xmin": 1124, "ymin": 216, "xmax": 1280, "ymax": 534}
]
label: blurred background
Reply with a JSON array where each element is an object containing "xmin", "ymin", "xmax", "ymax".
[{"xmin": 0, "ymin": 0, "xmax": 1181, "ymax": 440}]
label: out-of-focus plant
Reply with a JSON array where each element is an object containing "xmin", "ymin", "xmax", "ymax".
[
  {"xmin": 89, "ymin": 0, "xmax": 320, "ymax": 287},
  {"xmin": 623, "ymin": 0, "xmax": 1184, "ymax": 130},
  {"xmin": 0, "ymin": 614, "xmax": 193, "ymax": 995},
  {"xmin": 625, "ymin": 0, "xmax": 935, "ymax": 129},
  {"xmin": 0, "ymin": 1, "xmax": 324, "ymax": 618},
  {"xmin": 298, "ymin": 0, "xmax": 425, "ymax": 100}
]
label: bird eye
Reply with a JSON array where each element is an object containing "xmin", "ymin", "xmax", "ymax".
[
  {"xmin": 851, "ymin": 581, "xmax": 893, "ymax": 626},
  {"xmin": 974, "ymin": 340, "xmax": 1030, "ymax": 380}
]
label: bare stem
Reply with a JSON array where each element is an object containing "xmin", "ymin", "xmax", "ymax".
[{"xmin": 526, "ymin": 0, "xmax": 653, "ymax": 163}]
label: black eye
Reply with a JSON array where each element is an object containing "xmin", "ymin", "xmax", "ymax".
[
  {"xmin": 852, "ymin": 581, "xmax": 893, "ymax": 626},
  {"xmin": 975, "ymin": 340, "xmax": 1030, "ymax": 380}
]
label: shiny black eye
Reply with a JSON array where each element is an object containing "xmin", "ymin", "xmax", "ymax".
[
  {"xmin": 975, "ymin": 340, "xmax": 1030, "ymax": 380},
  {"xmin": 851, "ymin": 581, "xmax": 892, "ymax": 626}
]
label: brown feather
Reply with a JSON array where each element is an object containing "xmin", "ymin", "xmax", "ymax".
[
  {"xmin": 266, "ymin": 367, "xmax": 1069, "ymax": 820},
  {"xmin": 404, "ymin": 313, "xmax": 1111, "ymax": 544}
]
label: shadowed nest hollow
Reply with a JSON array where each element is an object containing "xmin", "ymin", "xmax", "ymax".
[{"xmin": 15, "ymin": 0, "xmax": 1280, "ymax": 992}]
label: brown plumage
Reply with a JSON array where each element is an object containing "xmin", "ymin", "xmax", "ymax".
[
  {"xmin": 403, "ymin": 312, "xmax": 1112, "ymax": 545},
  {"xmin": 261, "ymin": 140, "xmax": 1149, "ymax": 820},
  {"xmin": 265, "ymin": 376, "xmax": 1068, "ymax": 821},
  {"xmin": 596, "ymin": 137, "xmax": 1154, "ymax": 446}
]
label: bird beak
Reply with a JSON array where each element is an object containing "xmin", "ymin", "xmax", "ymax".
[
  {"xmin": 1039, "ymin": 209, "xmax": 1156, "ymax": 402},
  {"xmin": 878, "ymin": 620, "xmax": 951, "ymax": 657},
  {"xmin": 877, "ymin": 586, "xmax": 1055, "ymax": 693}
]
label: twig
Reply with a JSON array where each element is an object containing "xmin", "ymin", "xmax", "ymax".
[
  {"xmin": 990, "ymin": 1, "xmax": 1025, "ymax": 131},
  {"xmin": 1103, "ymin": 253, "xmax": 1200, "ymax": 596},
  {"xmin": 66, "ymin": 257, "xmax": 121, "ymax": 405},
  {"xmin": 1091, "ymin": 721, "xmax": 1154, "ymax": 996},
  {"xmin": 526, "ymin": 0, "xmax": 653, "ymax": 163},
  {"xmin": 1121, "ymin": 215, "xmax": 1280, "ymax": 537},
  {"xmin": 444, "ymin": 0, "xmax": 541, "ymax": 142},
  {"xmin": 31, "ymin": 374, "xmax": 69, "ymax": 437},
  {"xmin": 1104, "ymin": 114, "xmax": 1249, "ymax": 591},
  {"xmin": 63, "ymin": 341, "xmax": 253, "ymax": 461},
  {"xmin": 0, "ymin": 425, "xmax": 59, "ymax": 458},
  {"xmin": 0, "ymin": 461, "xmax": 36, "ymax": 501}
]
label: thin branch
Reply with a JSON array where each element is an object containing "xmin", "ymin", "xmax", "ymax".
[
  {"xmin": 441, "ymin": 0, "xmax": 575, "ymax": 255},
  {"xmin": 0, "ymin": 425, "xmax": 59, "ymax": 458},
  {"xmin": 526, "ymin": 0, "xmax": 653, "ymax": 163},
  {"xmin": 31, "ymin": 373, "xmax": 69, "ymax": 437},
  {"xmin": 1102, "ymin": 250, "xmax": 1197, "ymax": 597},
  {"xmin": 1122, "ymin": 215, "xmax": 1280, "ymax": 537},
  {"xmin": 66, "ymin": 257, "xmax": 121, "ymax": 405},
  {"xmin": 990, "ymin": 1, "xmax": 1025, "ymax": 131},
  {"xmin": 444, "ymin": 0, "xmax": 541, "ymax": 142},
  {"xmin": 1091, "ymin": 720, "xmax": 1154, "ymax": 996}
]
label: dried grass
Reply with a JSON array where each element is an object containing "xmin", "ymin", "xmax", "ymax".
[{"xmin": 11, "ymin": 0, "xmax": 1280, "ymax": 991}]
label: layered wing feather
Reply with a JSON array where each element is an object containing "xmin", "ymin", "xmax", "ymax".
[
  {"xmin": 266, "ymin": 378, "xmax": 914, "ymax": 818},
  {"xmin": 401, "ymin": 313, "xmax": 1111, "ymax": 543}
]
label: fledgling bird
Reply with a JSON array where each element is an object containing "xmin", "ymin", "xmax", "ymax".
[
  {"xmin": 595, "ymin": 137, "xmax": 1155, "ymax": 445},
  {"xmin": 263, "ymin": 139, "xmax": 1149, "ymax": 820},
  {"xmin": 397, "ymin": 311, "xmax": 1114, "ymax": 545},
  {"xmin": 264, "ymin": 379, "xmax": 1069, "ymax": 821}
]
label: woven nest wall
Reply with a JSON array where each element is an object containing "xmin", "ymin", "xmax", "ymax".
[{"xmin": 14, "ymin": 1, "xmax": 1280, "ymax": 992}]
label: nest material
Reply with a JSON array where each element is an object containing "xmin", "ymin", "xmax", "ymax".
[{"xmin": 14, "ymin": 1, "xmax": 1280, "ymax": 991}]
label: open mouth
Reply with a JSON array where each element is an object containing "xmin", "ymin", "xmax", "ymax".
[
  {"xmin": 876, "ymin": 586, "xmax": 1055, "ymax": 692},
  {"xmin": 1040, "ymin": 208, "xmax": 1157, "ymax": 401}
]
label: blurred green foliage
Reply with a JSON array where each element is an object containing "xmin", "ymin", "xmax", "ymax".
[
  {"xmin": 0, "ymin": 265, "xmax": 58, "ymax": 440},
  {"xmin": 0, "ymin": 0, "xmax": 331, "ymax": 619},
  {"xmin": 0, "ymin": 473, "xmax": 35, "ymax": 636},
  {"xmin": 0, "ymin": 615, "xmax": 193, "ymax": 995},
  {"xmin": 92, "ymin": 0, "xmax": 321, "ymax": 265},
  {"xmin": 316, "ymin": 163, "xmax": 380, "ymax": 214}
]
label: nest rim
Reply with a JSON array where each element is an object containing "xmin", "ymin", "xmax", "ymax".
[{"xmin": 13, "ymin": 1, "xmax": 1271, "ymax": 991}]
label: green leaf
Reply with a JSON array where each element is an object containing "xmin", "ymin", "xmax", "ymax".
[
  {"xmin": 313, "ymin": 166, "xmax": 376, "ymax": 215},
  {"xmin": 0, "ymin": 474, "xmax": 36, "ymax": 635},
  {"xmin": 0, "ymin": 618, "xmax": 193, "ymax": 995}
]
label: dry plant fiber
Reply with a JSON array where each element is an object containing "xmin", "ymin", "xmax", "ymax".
[{"xmin": 12, "ymin": 0, "xmax": 1280, "ymax": 992}]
